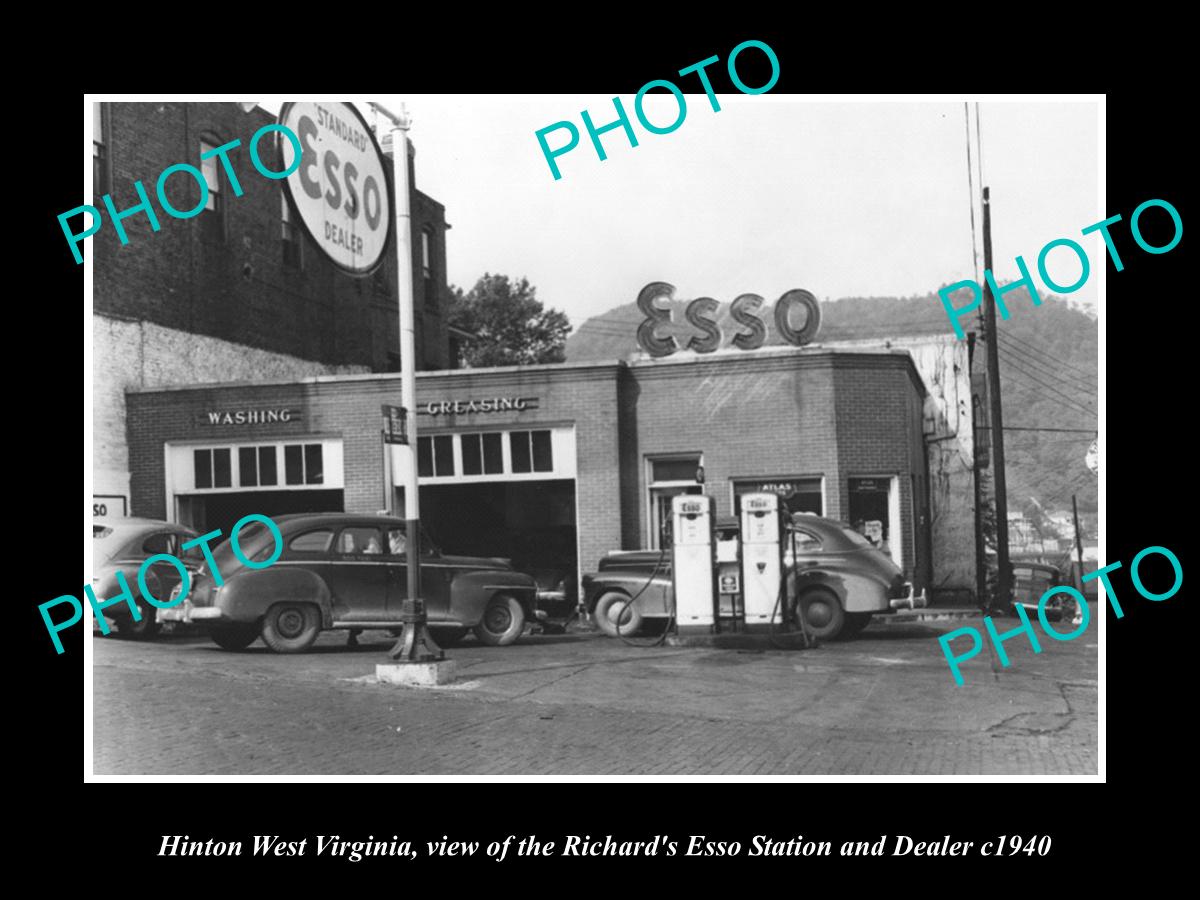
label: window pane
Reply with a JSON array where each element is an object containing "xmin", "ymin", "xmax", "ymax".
[
  {"xmin": 510, "ymin": 431, "xmax": 531, "ymax": 473},
  {"xmin": 93, "ymin": 103, "xmax": 103, "ymax": 146},
  {"xmin": 422, "ymin": 230, "xmax": 432, "ymax": 273},
  {"xmin": 258, "ymin": 446, "xmax": 277, "ymax": 485},
  {"xmin": 213, "ymin": 448, "xmax": 232, "ymax": 488},
  {"xmin": 417, "ymin": 437, "xmax": 433, "ymax": 477},
  {"xmin": 289, "ymin": 530, "xmax": 332, "ymax": 553},
  {"xmin": 433, "ymin": 435, "xmax": 454, "ymax": 476},
  {"xmin": 386, "ymin": 528, "xmax": 407, "ymax": 556},
  {"xmin": 532, "ymin": 430, "xmax": 553, "ymax": 472},
  {"xmin": 461, "ymin": 434, "xmax": 482, "ymax": 475},
  {"xmin": 143, "ymin": 532, "xmax": 173, "ymax": 555},
  {"xmin": 651, "ymin": 458, "xmax": 700, "ymax": 482},
  {"xmin": 304, "ymin": 444, "xmax": 324, "ymax": 484},
  {"xmin": 482, "ymin": 433, "xmax": 503, "ymax": 474},
  {"xmin": 200, "ymin": 143, "xmax": 220, "ymax": 210},
  {"xmin": 238, "ymin": 447, "xmax": 258, "ymax": 487},
  {"xmin": 194, "ymin": 449, "xmax": 212, "ymax": 489},
  {"xmin": 284, "ymin": 445, "xmax": 303, "ymax": 484},
  {"xmin": 336, "ymin": 527, "xmax": 382, "ymax": 555}
]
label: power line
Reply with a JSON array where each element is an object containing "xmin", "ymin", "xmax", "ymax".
[
  {"xmin": 964, "ymin": 102, "xmax": 980, "ymax": 283},
  {"xmin": 995, "ymin": 345, "xmax": 1097, "ymax": 407},
  {"xmin": 999, "ymin": 345, "xmax": 1099, "ymax": 400},
  {"xmin": 974, "ymin": 103, "xmax": 985, "ymax": 197},
  {"xmin": 996, "ymin": 333, "xmax": 1098, "ymax": 389},
  {"xmin": 998, "ymin": 357, "xmax": 1098, "ymax": 420},
  {"xmin": 996, "ymin": 342, "xmax": 1098, "ymax": 399},
  {"xmin": 999, "ymin": 357, "xmax": 1097, "ymax": 418},
  {"xmin": 996, "ymin": 330, "xmax": 1098, "ymax": 383},
  {"xmin": 976, "ymin": 426, "xmax": 1095, "ymax": 433}
]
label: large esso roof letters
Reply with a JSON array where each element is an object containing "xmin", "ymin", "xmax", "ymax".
[{"xmin": 280, "ymin": 102, "xmax": 391, "ymax": 275}]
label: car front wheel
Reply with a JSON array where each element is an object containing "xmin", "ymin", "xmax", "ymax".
[
  {"xmin": 593, "ymin": 591, "xmax": 642, "ymax": 638},
  {"xmin": 473, "ymin": 595, "xmax": 526, "ymax": 646},
  {"xmin": 261, "ymin": 603, "xmax": 321, "ymax": 653},
  {"xmin": 796, "ymin": 587, "xmax": 845, "ymax": 640}
]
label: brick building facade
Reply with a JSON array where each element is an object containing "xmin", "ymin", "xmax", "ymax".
[
  {"xmin": 91, "ymin": 101, "xmax": 452, "ymax": 512},
  {"xmin": 125, "ymin": 345, "xmax": 936, "ymax": 602}
]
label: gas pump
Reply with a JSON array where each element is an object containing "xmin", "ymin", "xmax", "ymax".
[
  {"xmin": 739, "ymin": 492, "xmax": 786, "ymax": 630},
  {"xmin": 671, "ymin": 494, "xmax": 717, "ymax": 633}
]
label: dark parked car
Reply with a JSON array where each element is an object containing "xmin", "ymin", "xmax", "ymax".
[
  {"xmin": 1011, "ymin": 561, "xmax": 1073, "ymax": 621},
  {"xmin": 159, "ymin": 513, "xmax": 540, "ymax": 653},
  {"xmin": 92, "ymin": 518, "xmax": 200, "ymax": 638},
  {"xmin": 581, "ymin": 513, "xmax": 922, "ymax": 641}
]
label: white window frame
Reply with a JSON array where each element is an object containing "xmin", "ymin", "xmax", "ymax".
[
  {"xmin": 164, "ymin": 438, "xmax": 345, "ymax": 523},
  {"xmin": 645, "ymin": 453, "xmax": 704, "ymax": 550},
  {"xmin": 728, "ymin": 475, "xmax": 826, "ymax": 518},
  {"xmin": 401, "ymin": 426, "xmax": 575, "ymax": 485}
]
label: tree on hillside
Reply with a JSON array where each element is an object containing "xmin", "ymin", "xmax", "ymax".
[{"xmin": 448, "ymin": 274, "xmax": 572, "ymax": 368}]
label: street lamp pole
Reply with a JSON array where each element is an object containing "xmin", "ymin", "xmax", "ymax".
[{"xmin": 376, "ymin": 101, "xmax": 442, "ymax": 663}]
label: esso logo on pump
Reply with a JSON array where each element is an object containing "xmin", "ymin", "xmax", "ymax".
[{"xmin": 279, "ymin": 102, "xmax": 391, "ymax": 275}]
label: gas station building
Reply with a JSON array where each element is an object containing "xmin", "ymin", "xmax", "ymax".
[{"xmin": 125, "ymin": 342, "xmax": 936, "ymax": 599}]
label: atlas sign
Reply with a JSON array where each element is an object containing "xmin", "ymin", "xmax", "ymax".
[
  {"xmin": 635, "ymin": 281, "xmax": 822, "ymax": 358},
  {"xmin": 280, "ymin": 102, "xmax": 392, "ymax": 275}
]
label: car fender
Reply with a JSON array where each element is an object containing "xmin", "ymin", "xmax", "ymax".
[
  {"xmin": 450, "ymin": 569, "xmax": 539, "ymax": 624},
  {"xmin": 790, "ymin": 567, "xmax": 889, "ymax": 613},
  {"xmin": 585, "ymin": 572, "xmax": 671, "ymax": 618},
  {"xmin": 93, "ymin": 563, "xmax": 157, "ymax": 619},
  {"xmin": 217, "ymin": 567, "xmax": 335, "ymax": 627}
]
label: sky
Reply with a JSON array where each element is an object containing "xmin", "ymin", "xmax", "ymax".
[{"xmin": 260, "ymin": 97, "xmax": 1101, "ymax": 328}]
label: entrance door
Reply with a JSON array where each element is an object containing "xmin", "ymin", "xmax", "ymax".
[
  {"xmin": 848, "ymin": 476, "xmax": 902, "ymax": 572},
  {"xmin": 647, "ymin": 455, "xmax": 704, "ymax": 549}
]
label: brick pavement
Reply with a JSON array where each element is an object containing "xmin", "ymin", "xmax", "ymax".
[{"xmin": 92, "ymin": 620, "xmax": 1098, "ymax": 776}]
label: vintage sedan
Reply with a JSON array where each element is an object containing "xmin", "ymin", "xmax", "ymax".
[
  {"xmin": 582, "ymin": 513, "xmax": 923, "ymax": 641},
  {"xmin": 92, "ymin": 518, "xmax": 200, "ymax": 639},
  {"xmin": 160, "ymin": 513, "xmax": 540, "ymax": 653}
]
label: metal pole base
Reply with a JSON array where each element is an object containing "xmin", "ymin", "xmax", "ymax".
[{"xmin": 388, "ymin": 617, "xmax": 444, "ymax": 662}]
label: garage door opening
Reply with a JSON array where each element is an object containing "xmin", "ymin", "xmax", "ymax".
[
  {"xmin": 176, "ymin": 489, "xmax": 344, "ymax": 539},
  {"xmin": 420, "ymin": 480, "xmax": 577, "ymax": 599}
]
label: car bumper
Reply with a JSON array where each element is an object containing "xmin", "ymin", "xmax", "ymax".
[
  {"xmin": 888, "ymin": 582, "xmax": 928, "ymax": 610},
  {"xmin": 157, "ymin": 600, "xmax": 228, "ymax": 625}
]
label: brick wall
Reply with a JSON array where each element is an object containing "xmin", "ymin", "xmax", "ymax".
[
  {"xmin": 95, "ymin": 314, "xmax": 368, "ymax": 501},
  {"xmin": 92, "ymin": 101, "xmax": 449, "ymax": 374},
  {"xmin": 126, "ymin": 363, "xmax": 624, "ymax": 594}
]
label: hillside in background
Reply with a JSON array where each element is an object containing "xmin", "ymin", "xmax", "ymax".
[{"xmin": 566, "ymin": 287, "xmax": 1098, "ymax": 515}]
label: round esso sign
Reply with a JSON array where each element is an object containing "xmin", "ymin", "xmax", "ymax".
[{"xmin": 279, "ymin": 102, "xmax": 391, "ymax": 275}]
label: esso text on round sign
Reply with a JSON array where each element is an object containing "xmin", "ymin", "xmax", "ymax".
[{"xmin": 279, "ymin": 101, "xmax": 392, "ymax": 276}]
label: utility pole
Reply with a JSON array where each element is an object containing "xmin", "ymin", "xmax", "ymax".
[
  {"xmin": 1071, "ymin": 495, "xmax": 1086, "ymax": 590},
  {"xmin": 376, "ymin": 102, "xmax": 443, "ymax": 664},
  {"xmin": 971, "ymin": 395, "xmax": 988, "ymax": 611},
  {"xmin": 980, "ymin": 186, "xmax": 1012, "ymax": 614}
]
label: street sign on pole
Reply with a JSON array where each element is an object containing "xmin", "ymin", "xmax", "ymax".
[{"xmin": 382, "ymin": 404, "xmax": 407, "ymax": 445}]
